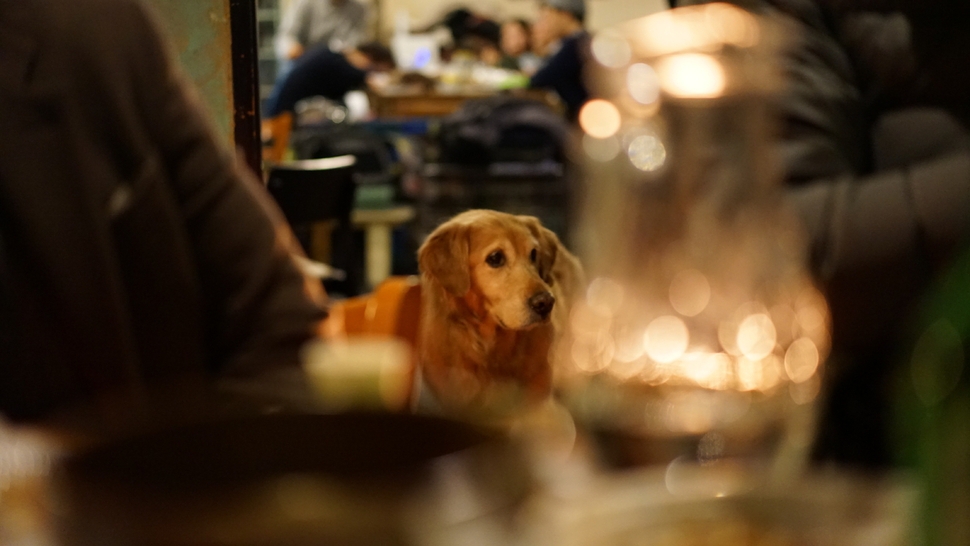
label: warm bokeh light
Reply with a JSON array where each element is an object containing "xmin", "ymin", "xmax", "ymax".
[
  {"xmin": 704, "ymin": 2, "xmax": 759, "ymax": 48},
  {"xmin": 630, "ymin": 3, "xmax": 760, "ymax": 58},
  {"xmin": 571, "ymin": 335, "xmax": 615, "ymax": 374},
  {"xmin": 570, "ymin": 301, "xmax": 612, "ymax": 338},
  {"xmin": 769, "ymin": 304, "xmax": 797, "ymax": 347},
  {"xmin": 579, "ymin": 99, "xmax": 622, "ymax": 139},
  {"xmin": 582, "ymin": 133, "xmax": 620, "ymax": 162},
  {"xmin": 669, "ymin": 269, "xmax": 711, "ymax": 317},
  {"xmin": 735, "ymin": 357, "xmax": 761, "ymax": 392},
  {"xmin": 736, "ymin": 313, "xmax": 777, "ymax": 361},
  {"xmin": 643, "ymin": 315, "xmax": 690, "ymax": 364},
  {"xmin": 759, "ymin": 354, "xmax": 784, "ymax": 392},
  {"xmin": 609, "ymin": 355, "xmax": 646, "ymax": 380},
  {"xmin": 586, "ymin": 277, "xmax": 626, "ymax": 315},
  {"xmin": 612, "ymin": 327, "xmax": 646, "ymax": 363},
  {"xmin": 656, "ymin": 53, "xmax": 725, "ymax": 98},
  {"xmin": 784, "ymin": 337, "xmax": 820, "ymax": 383},
  {"xmin": 627, "ymin": 135, "xmax": 667, "ymax": 171},
  {"xmin": 683, "ymin": 351, "xmax": 731, "ymax": 390},
  {"xmin": 627, "ymin": 63, "xmax": 661, "ymax": 105},
  {"xmin": 591, "ymin": 31, "xmax": 632, "ymax": 68},
  {"xmin": 638, "ymin": 11, "xmax": 696, "ymax": 58}
]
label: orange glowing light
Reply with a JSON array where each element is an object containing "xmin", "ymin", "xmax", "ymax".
[
  {"xmin": 736, "ymin": 313, "xmax": 777, "ymax": 361},
  {"xmin": 656, "ymin": 53, "xmax": 725, "ymax": 98},
  {"xmin": 784, "ymin": 337, "xmax": 820, "ymax": 383},
  {"xmin": 591, "ymin": 31, "xmax": 632, "ymax": 68},
  {"xmin": 704, "ymin": 3, "xmax": 759, "ymax": 48},
  {"xmin": 643, "ymin": 315, "xmax": 690, "ymax": 363},
  {"xmin": 579, "ymin": 100, "xmax": 622, "ymax": 139}
]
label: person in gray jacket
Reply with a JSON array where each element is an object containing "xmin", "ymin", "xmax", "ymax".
[
  {"xmin": 0, "ymin": 0, "xmax": 327, "ymax": 428},
  {"xmin": 275, "ymin": 0, "xmax": 370, "ymax": 62}
]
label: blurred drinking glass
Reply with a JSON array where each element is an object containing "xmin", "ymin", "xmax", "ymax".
[{"xmin": 558, "ymin": 3, "xmax": 830, "ymax": 481}]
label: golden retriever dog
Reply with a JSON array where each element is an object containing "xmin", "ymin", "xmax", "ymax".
[{"xmin": 417, "ymin": 210, "xmax": 584, "ymax": 416}]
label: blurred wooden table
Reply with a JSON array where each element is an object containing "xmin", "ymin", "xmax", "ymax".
[{"xmin": 370, "ymin": 86, "xmax": 561, "ymax": 118}]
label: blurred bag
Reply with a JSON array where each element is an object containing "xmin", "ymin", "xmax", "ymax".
[
  {"xmin": 438, "ymin": 95, "xmax": 569, "ymax": 164},
  {"xmin": 291, "ymin": 124, "xmax": 396, "ymax": 186}
]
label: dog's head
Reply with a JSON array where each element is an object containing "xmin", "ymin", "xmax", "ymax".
[{"xmin": 419, "ymin": 210, "xmax": 560, "ymax": 329}]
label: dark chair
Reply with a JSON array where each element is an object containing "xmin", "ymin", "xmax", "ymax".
[{"xmin": 266, "ymin": 155, "xmax": 362, "ymax": 296}]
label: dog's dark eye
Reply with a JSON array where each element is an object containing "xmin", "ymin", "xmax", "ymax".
[
  {"xmin": 530, "ymin": 248, "xmax": 538, "ymax": 263},
  {"xmin": 485, "ymin": 250, "xmax": 506, "ymax": 268}
]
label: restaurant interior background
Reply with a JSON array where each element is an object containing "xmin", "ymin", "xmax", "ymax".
[{"xmin": 3, "ymin": 0, "xmax": 970, "ymax": 544}]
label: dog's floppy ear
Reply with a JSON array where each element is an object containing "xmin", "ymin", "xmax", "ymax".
[
  {"xmin": 518, "ymin": 215, "xmax": 559, "ymax": 285},
  {"xmin": 419, "ymin": 222, "xmax": 470, "ymax": 296}
]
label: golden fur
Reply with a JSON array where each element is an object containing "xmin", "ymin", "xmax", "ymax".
[{"xmin": 417, "ymin": 210, "xmax": 584, "ymax": 415}]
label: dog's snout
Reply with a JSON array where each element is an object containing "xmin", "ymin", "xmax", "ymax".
[{"xmin": 529, "ymin": 291, "xmax": 556, "ymax": 318}]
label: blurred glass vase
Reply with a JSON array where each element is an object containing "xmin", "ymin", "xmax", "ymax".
[{"xmin": 559, "ymin": 3, "xmax": 830, "ymax": 475}]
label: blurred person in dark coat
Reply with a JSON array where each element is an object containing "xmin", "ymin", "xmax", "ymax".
[
  {"xmin": 0, "ymin": 0, "xmax": 327, "ymax": 428},
  {"xmin": 263, "ymin": 42, "xmax": 394, "ymax": 118},
  {"xmin": 529, "ymin": 0, "xmax": 591, "ymax": 121},
  {"xmin": 675, "ymin": 0, "xmax": 970, "ymax": 467}
]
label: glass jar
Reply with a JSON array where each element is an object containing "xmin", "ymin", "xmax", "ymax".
[{"xmin": 558, "ymin": 3, "xmax": 830, "ymax": 475}]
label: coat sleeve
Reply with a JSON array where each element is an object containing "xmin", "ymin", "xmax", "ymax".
[
  {"xmin": 120, "ymin": 1, "xmax": 327, "ymax": 377},
  {"xmin": 775, "ymin": 6, "xmax": 970, "ymax": 348}
]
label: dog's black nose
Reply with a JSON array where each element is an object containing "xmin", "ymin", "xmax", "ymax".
[{"xmin": 529, "ymin": 291, "xmax": 556, "ymax": 318}]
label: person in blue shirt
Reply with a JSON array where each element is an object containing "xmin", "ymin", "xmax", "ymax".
[
  {"xmin": 528, "ymin": 0, "xmax": 590, "ymax": 121},
  {"xmin": 264, "ymin": 43, "xmax": 394, "ymax": 118}
]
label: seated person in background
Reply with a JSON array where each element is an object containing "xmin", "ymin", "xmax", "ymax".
[
  {"xmin": 439, "ymin": 8, "xmax": 502, "ymax": 55},
  {"xmin": 264, "ymin": 43, "xmax": 395, "ymax": 119},
  {"xmin": 481, "ymin": 19, "xmax": 543, "ymax": 74},
  {"xmin": 275, "ymin": 0, "xmax": 370, "ymax": 62},
  {"xmin": 0, "ymin": 0, "xmax": 327, "ymax": 430},
  {"xmin": 528, "ymin": 0, "xmax": 590, "ymax": 121}
]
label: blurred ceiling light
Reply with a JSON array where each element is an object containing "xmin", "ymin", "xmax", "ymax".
[
  {"xmin": 627, "ymin": 135, "xmax": 667, "ymax": 171},
  {"xmin": 591, "ymin": 31, "xmax": 632, "ymax": 68},
  {"xmin": 736, "ymin": 313, "xmax": 776, "ymax": 361},
  {"xmin": 656, "ymin": 53, "xmax": 725, "ymax": 99},
  {"xmin": 643, "ymin": 315, "xmax": 690, "ymax": 364},
  {"xmin": 627, "ymin": 63, "xmax": 661, "ymax": 105},
  {"xmin": 784, "ymin": 337, "xmax": 820, "ymax": 383},
  {"xmin": 582, "ymin": 134, "xmax": 620, "ymax": 162},
  {"xmin": 669, "ymin": 269, "xmax": 711, "ymax": 317},
  {"xmin": 579, "ymin": 99, "xmax": 622, "ymax": 139}
]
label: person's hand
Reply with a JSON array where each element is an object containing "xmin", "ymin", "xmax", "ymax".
[{"xmin": 286, "ymin": 43, "xmax": 305, "ymax": 60}]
